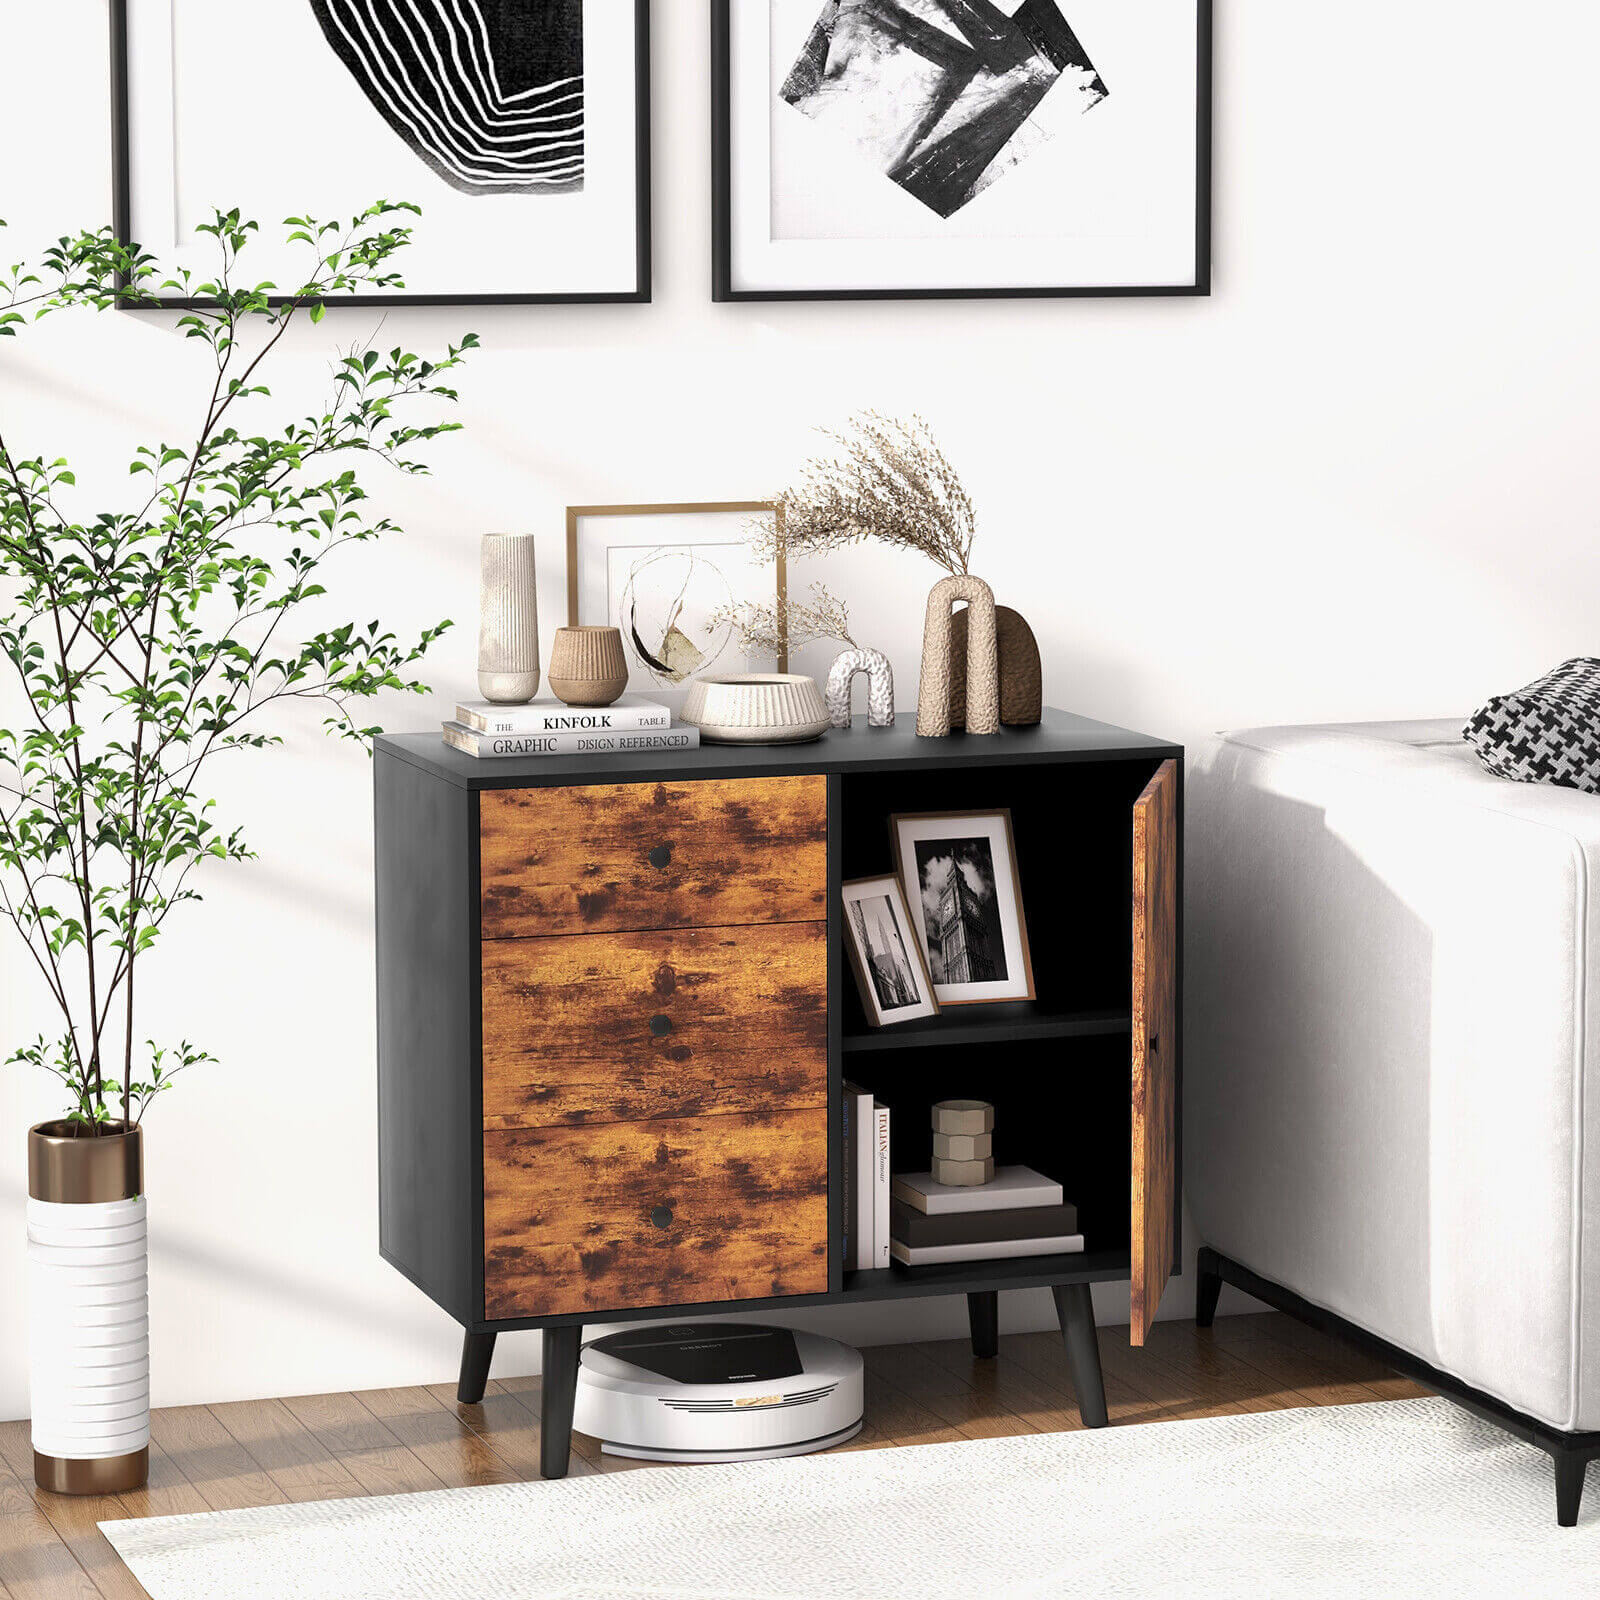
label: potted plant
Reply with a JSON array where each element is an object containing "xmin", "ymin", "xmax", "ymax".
[{"xmin": 1, "ymin": 204, "xmax": 472, "ymax": 1492}]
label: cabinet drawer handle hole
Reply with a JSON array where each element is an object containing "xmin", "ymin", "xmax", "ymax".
[
  {"xmin": 647, "ymin": 844, "xmax": 672, "ymax": 869},
  {"xmin": 649, "ymin": 1014, "xmax": 673, "ymax": 1037},
  {"xmin": 651, "ymin": 1205, "xmax": 674, "ymax": 1230}
]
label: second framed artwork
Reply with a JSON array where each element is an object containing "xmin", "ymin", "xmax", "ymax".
[
  {"xmin": 565, "ymin": 502, "xmax": 788, "ymax": 705},
  {"xmin": 711, "ymin": 0, "xmax": 1212, "ymax": 301},
  {"xmin": 892, "ymin": 811, "xmax": 1035, "ymax": 1006}
]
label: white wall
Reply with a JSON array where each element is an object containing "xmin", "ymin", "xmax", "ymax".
[{"xmin": 4, "ymin": 3, "xmax": 1599, "ymax": 1418}]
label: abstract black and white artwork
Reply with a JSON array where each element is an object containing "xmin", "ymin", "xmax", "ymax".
[
  {"xmin": 309, "ymin": 1, "xmax": 586, "ymax": 196},
  {"xmin": 780, "ymin": 0, "xmax": 1107, "ymax": 220},
  {"xmin": 841, "ymin": 875, "xmax": 940, "ymax": 1027},
  {"xmin": 113, "ymin": 0, "xmax": 648, "ymax": 304},
  {"xmin": 712, "ymin": 0, "xmax": 1210, "ymax": 299},
  {"xmin": 565, "ymin": 504, "xmax": 787, "ymax": 708},
  {"xmin": 893, "ymin": 811, "xmax": 1035, "ymax": 1004}
]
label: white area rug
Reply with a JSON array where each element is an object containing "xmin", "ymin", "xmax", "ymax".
[{"xmin": 101, "ymin": 1397, "xmax": 1597, "ymax": 1599}]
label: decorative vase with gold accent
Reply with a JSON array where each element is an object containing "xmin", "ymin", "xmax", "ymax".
[
  {"xmin": 27, "ymin": 1121, "xmax": 149, "ymax": 1494},
  {"xmin": 547, "ymin": 625, "xmax": 628, "ymax": 707}
]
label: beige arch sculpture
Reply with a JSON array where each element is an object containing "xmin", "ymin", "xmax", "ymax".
[{"xmin": 917, "ymin": 575, "xmax": 999, "ymax": 736}]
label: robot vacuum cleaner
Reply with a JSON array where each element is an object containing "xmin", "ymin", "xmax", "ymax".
[{"xmin": 572, "ymin": 1323, "xmax": 864, "ymax": 1463}]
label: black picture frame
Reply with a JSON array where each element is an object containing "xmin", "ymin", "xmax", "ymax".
[
  {"xmin": 109, "ymin": 0, "xmax": 652, "ymax": 309},
  {"xmin": 710, "ymin": 0, "xmax": 1212, "ymax": 303}
]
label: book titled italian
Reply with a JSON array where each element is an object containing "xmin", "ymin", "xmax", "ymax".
[
  {"xmin": 454, "ymin": 696, "xmax": 670, "ymax": 735},
  {"xmin": 441, "ymin": 721, "xmax": 699, "ymax": 758}
]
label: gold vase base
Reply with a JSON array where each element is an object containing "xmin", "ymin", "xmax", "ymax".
[{"xmin": 35, "ymin": 1447, "xmax": 148, "ymax": 1496}]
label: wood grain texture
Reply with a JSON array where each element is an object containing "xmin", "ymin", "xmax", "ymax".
[
  {"xmin": 479, "ymin": 776, "xmax": 827, "ymax": 939},
  {"xmin": 483, "ymin": 1110, "xmax": 828, "ymax": 1318},
  {"xmin": 481, "ymin": 922, "xmax": 827, "ymax": 1128},
  {"xmin": 5, "ymin": 1316, "xmax": 1421, "ymax": 1585},
  {"xmin": 1131, "ymin": 758, "xmax": 1179, "ymax": 1347}
]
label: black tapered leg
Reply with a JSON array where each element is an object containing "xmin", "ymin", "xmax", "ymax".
[
  {"xmin": 1053, "ymin": 1281, "xmax": 1109, "ymax": 1429},
  {"xmin": 967, "ymin": 1291, "xmax": 999, "ymax": 1360},
  {"xmin": 1555, "ymin": 1451, "xmax": 1588, "ymax": 1527},
  {"xmin": 456, "ymin": 1330, "xmax": 496, "ymax": 1405},
  {"xmin": 540, "ymin": 1325, "xmax": 583, "ymax": 1480},
  {"xmin": 1196, "ymin": 1245, "xmax": 1223, "ymax": 1330}
]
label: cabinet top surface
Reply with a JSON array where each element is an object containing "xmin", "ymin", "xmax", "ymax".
[{"xmin": 375, "ymin": 708, "xmax": 1181, "ymax": 789}]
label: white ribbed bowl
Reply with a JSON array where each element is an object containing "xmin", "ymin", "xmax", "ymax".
[{"xmin": 680, "ymin": 675, "xmax": 831, "ymax": 744}]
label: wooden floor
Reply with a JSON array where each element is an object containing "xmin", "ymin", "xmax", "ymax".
[{"xmin": 0, "ymin": 1310, "xmax": 1431, "ymax": 1599}]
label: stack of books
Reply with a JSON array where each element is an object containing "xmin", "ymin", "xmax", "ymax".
[
  {"xmin": 441, "ymin": 696, "xmax": 698, "ymax": 758},
  {"xmin": 842, "ymin": 1081, "xmax": 890, "ymax": 1271},
  {"xmin": 889, "ymin": 1165, "xmax": 1083, "ymax": 1266}
]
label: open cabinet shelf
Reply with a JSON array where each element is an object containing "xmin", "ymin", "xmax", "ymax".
[{"xmin": 842, "ymin": 1002, "xmax": 1131, "ymax": 1055}]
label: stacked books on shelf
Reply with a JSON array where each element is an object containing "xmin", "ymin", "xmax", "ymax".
[
  {"xmin": 441, "ymin": 696, "xmax": 698, "ymax": 758},
  {"xmin": 889, "ymin": 1166, "xmax": 1083, "ymax": 1266},
  {"xmin": 842, "ymin": 1081, "xmax": 890, "ymax": 1271}
]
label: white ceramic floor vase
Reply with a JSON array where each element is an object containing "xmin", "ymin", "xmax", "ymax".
[
  {"xmin": 478, "ymin": 532, "xmax": 539, "ymax": 704},
  {"xmin": 27, "ymin": 1122, "xmax": 149, "ymax": 1494}
]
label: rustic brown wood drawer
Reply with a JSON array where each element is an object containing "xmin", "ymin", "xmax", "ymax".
[
  {"xmin": 483, "ymin": 1110, "xmax": 829, "ymax": 1319},
  {"xmin": 479, "ymin": 775, "xmax": 827, "ymax": 939},
  {"xmin": 481, "ymin": 922, "xmax": 828, "ymax": 1129}
]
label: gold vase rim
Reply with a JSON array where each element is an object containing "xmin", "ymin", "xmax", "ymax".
[{"xmin": 29, "ymin": 1121, "xmax": 144, "ymax": 1204}]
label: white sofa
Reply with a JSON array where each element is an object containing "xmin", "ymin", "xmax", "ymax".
[{"xmin": 1186, "ymin": 718, "xmax": 1600, "ymax": 1523}]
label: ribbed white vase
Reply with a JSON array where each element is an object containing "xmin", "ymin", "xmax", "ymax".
[
  {"xmin": 28, "ymin": 1196, "xmax": 149, "ymax": 1474},
  {"xmin": 27, "ymin": 1121, "xmax": 149, "ymax": 1494},
  {"xmin": 478, "ymin": 532, "xmax": 540, "ymax": 704}
]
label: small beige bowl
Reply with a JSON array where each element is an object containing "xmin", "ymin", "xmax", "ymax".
[
  {"xmin": 681, "ymin": 674, "xmax": 831, "ymax": 744},
  {"xmin": 548, "ymin": 626, "xmax": 628, "ymax": 708}
]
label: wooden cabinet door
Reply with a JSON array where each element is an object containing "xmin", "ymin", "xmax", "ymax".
[
  {"xmin": 1131, "ymin": 759, "xmax": 1179, "ymax": 1346},
  {"xmin": 483, "ymin": 1110, "xmax": 829, "ymax": 1319},
  {"xmin": 479, "ymin": 776, "xmax": 827, "ymax": 939}
]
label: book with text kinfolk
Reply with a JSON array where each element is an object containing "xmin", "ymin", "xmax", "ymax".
[
  {"xmin": 890, "ymin": 1165, "xmax": 1064, "ymax": 1216},
  {"xmin": 873, "ymin": 1102, "xmax": 891, "ymax": 1270},
  {"xmin": 441, "ymin": 722, "xmax": 699, "ymax": 759},
  {"xmin": 841, "ymin": 1081, "xmax": 875, "ymax": 1271},
  {"xmin": 454, "ymin": 696, "xmax": 671, "ymax": 735}
]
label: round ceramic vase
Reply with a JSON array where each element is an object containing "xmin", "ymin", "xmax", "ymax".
[
  {"xmin": 478, "ymin": 533, "xmax": 540, "ymax": 704},
  {"xmin": 681, "ymin": 675, "xmax": 831, "ymax": 744},
  {"xmin": 27, "ymin": 1122, "xmax": 149, "ymax": 1494},
  {"xmin": 547, "ymin": 625, "xmax": 628, "ymax": 707}
]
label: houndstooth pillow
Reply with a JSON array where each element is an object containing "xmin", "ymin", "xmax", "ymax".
[{"xmin": 1465, "ymin": 658, "xmax": 1600, "ymax": 792}]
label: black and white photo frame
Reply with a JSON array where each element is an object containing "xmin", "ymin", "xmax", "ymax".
[
  {"xmin": 892, "ymin": 810, "xmax": 1035, "ymax": 1006},
  {"xmin": 712, "ymin": 0, "xmax": 1211, "ymax": 301},
  {"xmin": 111, "ymin": 0, "xmax": 651, "ymax": 306},
  {"xmin": 842, "ymin": 875, "xmax": 941, "ymax": 1027}
]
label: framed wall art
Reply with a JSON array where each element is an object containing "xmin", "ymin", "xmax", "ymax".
[
  {"xmin": 892, "ymin": 810, "xmax": 1035, "ymax": 1006},
  {"xmin": 111, "ymin": 0, "xmax": 650, "ymax": 306},
  {"xmin": 842, "ymin": 875, "xmax": 941, "ymax": 1027},
  {"xmin": 711, "ymin": 0, "xmax": 1211, "ymax": 301},
  {"xmin": 565, "ymin": 503, "xmax": 789, "ymax": 706}
]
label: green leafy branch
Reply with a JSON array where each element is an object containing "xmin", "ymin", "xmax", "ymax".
[{"xmin": 0, "ymin": 203, "xmax": 473, "ymax": 1130}]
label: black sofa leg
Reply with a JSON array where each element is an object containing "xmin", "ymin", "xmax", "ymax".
[
  {"xmin": 1196, "ymin": 1245, "xmax": 1223, "ymax": 1329},
  {"xmin": 1555, "ymin": 1451, "xmax": 1588, "ymax": 1527},
  {"xmin": 1052, "ymin": 1282, "xmax": 1109, "ymax": 1429},
  {"xmin": 456, "ymin": 1330, "xmax": 496, "ymax": 1405},
  {"xmin": 540, "ymin": 1325, "xmax": 583, "ymax": 1480},
  {"xmin": 967, "ymin": 1291, "xmax": 999, "ymax": 1360}
]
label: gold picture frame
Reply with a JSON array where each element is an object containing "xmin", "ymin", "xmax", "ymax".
[{"xmin": 565, "ymin": 502, "xmax": 789, "ymax": 682}]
